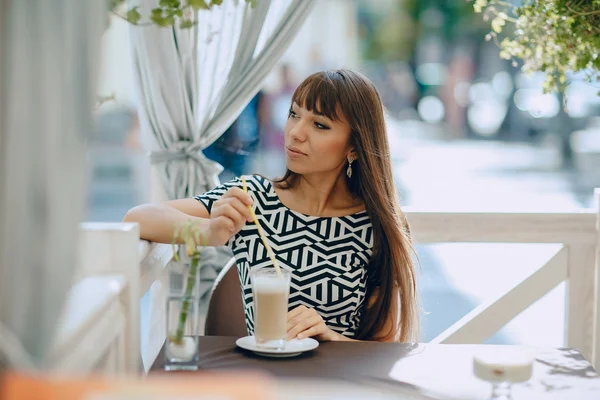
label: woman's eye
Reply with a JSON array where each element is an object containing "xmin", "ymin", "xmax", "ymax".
[
  {"xmin": 288, "ymin": 110, "xmax": 297, "ymax": 118},
  {"xmin": 315, "ymin": 122, "xmax": 329, "ymax": 130}
]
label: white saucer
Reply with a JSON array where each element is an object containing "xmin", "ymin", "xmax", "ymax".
[{"xmin": 236, "ymin": 336, "xmax": 319, "ymax": 358}]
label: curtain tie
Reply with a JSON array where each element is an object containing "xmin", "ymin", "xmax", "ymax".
[{"xmin": 149, "ymin": 140, "xmax": 206, "ymax": 164}]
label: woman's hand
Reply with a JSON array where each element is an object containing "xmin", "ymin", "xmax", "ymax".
[
  {"xmin": 287, "ymin": 305, "xmax": 336, "ymax": 341},
  {"xmin": 206, "ymin": 187, "xmax": 253, "ymax": 246}
]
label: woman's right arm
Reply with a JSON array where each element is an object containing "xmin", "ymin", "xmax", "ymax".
[
  {"xmin": 123, "ymin": 187, "xmax": 253, "ymax": 246},
  {"xmin": 123, "ymin": 199, "xmax": 210, "ymax": 244}
]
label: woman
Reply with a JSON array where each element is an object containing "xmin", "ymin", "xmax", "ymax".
[{"xmin": 124, "ymin": 69, "xmax": 419, "ymax": 343}]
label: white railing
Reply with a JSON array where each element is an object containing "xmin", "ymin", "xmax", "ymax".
[
  {"xmin": 138, "ymin": 238, "xmax": 174, "ymax": 371},
  {"xmin": 49, "ymin": 223, "xmax": 141, "ymax": 374},
  {"xmin": 407, "ymin": 189, "xmax": 600, "ymax": 369},
  {"xmin": 65, "ymin": 192, "xmax": 598, "ymax": 373},
  {"xmin": 136, "ymin": 193, "xmax": 600, "ymax": 370},
  {"xmin": 49, "ymin": 275, "xmax": 128, "ymax": 374},
  {"xmin": 50, "ymin": 222, "xmax": 172, "ymax": 374},
  {"xmin": 135, "ymin": 197, "xmax": 599, "ymax": 369}
]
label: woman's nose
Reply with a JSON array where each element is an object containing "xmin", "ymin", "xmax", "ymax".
[{"xmin": 288, "ymin": 119, "xmax": 308, "ymax": 142}]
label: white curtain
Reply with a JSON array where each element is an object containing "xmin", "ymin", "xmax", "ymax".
[
  {"xmin": 130, "ymin": 0, "xmax": 315, "ymax": 200},
  {"xmin": 0, "ymin": 0, "xmax": 105, "ymax": 369}
]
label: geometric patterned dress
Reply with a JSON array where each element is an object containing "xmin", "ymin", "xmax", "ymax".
[{"xmin": 195, "ymin": 174, "xmax": 373, "ymax": 337}]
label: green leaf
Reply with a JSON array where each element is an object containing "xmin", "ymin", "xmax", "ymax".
[
  {"xmin": 150, "ymin": 13, "xmax": 167, "ymax": 26},
  {"xmin": 180, "ymin": 19, "xmax": 194, "ymax": 29},
  {"xmin": 126, "ymin": 7, "xmax": 142, "ymax": 25},
  {"xmin": 161, "ymin": 0, "xmax": 181, "ymax": 7},
  {"xmin": 164, "ymin": 15, "xmax": 175, "ymax": 26},
  {"xmin": 109, "ymin": 0, "xmax": 126, "ymax": 12},
  {"xmin": 188, "ymin": 0, "xmax": 209, "ymax": 10},
  {"xmin": 211, "ymin": 0, "xmax": 224, "ymax": 5}
]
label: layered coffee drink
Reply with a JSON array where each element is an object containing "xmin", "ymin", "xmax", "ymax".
[{"xmin": 250, "ymin": 268, "xmax": 291, "ymax": 350}]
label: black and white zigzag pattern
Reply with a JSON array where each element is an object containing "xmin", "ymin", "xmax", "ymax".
[{"xmin": 195, "ymin": 175, "xmax": 373, "ymax": 337}]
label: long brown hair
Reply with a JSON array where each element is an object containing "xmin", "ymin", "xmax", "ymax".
[{"xmin": 274, "ymin": 69, "xmax": 419, "ymax": 342}]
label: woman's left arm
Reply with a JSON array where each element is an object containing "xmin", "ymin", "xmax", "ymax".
[
  {"xmin": 286, "ymin": 305, "xmax": 361, "ymax": 342},
  {"xmin": 287, "ymin": 289, "xmax": 399, "ymax": 342}
]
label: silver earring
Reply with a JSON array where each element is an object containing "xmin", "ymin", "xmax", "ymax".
[{"xmin": 347, "ymin": 156, "xmax": 354, "ymax": 178}]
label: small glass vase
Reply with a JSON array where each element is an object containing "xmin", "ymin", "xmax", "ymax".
[
  {"xmin": 164, "ymin": 296, "xmax": 199, "ymax": 371},
  {"xmin": 164, "ymin": 252, "xmax": 201, "ymax": 371}
]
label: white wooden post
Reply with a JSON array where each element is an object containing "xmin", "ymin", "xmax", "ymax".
[
  {"xmin": 144, "ymin": 267, "xmax": 169, "ymax": 371},
  {"xmin": 77, "ymin": 222, "xmax": 141, "ymax": 373},
  {"xmin": 139, "ymin": 242, "xmax": 174, "ymax": 372},
  {"xmin": 593, "ymin": 188, "xmax": 600, "ymax": 369},
  {"xmin": 566, "ymin": 233, "xmax": 598, "ymax": 363},
  {"xmin": 49, "ymin": 275, "xmax": 127, "ymax": 373}
]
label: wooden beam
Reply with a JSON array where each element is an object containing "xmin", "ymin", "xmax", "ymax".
[
  {"xmin": 432, "ymin": 245, "xmax": 568, "ymax": 344},
  {"xmin": 405, "ymin": 210, "xmax": 596, "ymax": 244}
]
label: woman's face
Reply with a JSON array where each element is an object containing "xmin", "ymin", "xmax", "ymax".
[{"xmin": 284, "ymin": 102, "xmax": 354, "ymax": 176}]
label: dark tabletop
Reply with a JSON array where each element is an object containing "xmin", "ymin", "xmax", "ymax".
[{"xmin": 151, "ymin": 336, "xmax": 600, "ymax": 399}]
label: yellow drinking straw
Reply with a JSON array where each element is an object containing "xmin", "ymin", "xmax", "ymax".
[{"xmin": 241, "ymin": 176, "xmax": 282, "ymax": 276}]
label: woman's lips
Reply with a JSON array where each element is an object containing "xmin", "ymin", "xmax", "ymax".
[{"xmin": 286, "ymin": 147, "xmax": 307, "ymax": 157}]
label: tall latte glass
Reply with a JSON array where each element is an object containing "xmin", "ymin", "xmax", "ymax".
[{"xmin": 250, "ymin": 268, "xmax": 291, "ymax": 350}]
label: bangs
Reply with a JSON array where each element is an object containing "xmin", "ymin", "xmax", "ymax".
[{"xmin": 291, "ymin": 71, "xmax": 343, "ymax": 121}]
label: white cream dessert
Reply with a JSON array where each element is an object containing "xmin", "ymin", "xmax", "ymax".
[{"xmin": 473, "ymin": 347, "xmax": 534, "ymax": 383}]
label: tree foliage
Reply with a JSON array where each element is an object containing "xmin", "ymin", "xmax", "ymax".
[
  {"xmin": 473, "ymin": 0, "xmax": 600, "ymax": 94},
  {"xmin": 109, "ymin": 0, "xmax": 256, "ymax": 29}
]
